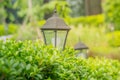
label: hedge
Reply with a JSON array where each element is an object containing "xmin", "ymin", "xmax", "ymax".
[
  {"xmin": 0, "ymin": 24, "xmax": 18, "ymax": 36},
  {"xmin": 107, "ymin": 31, "xmax": 120, "ymax": 47},
  {"xmin": 0, "ymin": 40, "xmax": 120, "ymax": 80},
  {"xmin": 64, "ymin": 14, "xmax": 104, "ymax": 27}
]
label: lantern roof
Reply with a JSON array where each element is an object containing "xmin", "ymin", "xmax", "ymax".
[
  {"xmin": 41, "ymin": 10, "xmax": 71, "ymax": 30},
  {"xmin": 74, "ymin": 42, "xmax": 89, "ymax": 50}
]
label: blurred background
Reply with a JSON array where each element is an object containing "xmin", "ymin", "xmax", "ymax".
[{"xmin": 0, "ymin": 0, "xmax": 120, "ymax": 60}]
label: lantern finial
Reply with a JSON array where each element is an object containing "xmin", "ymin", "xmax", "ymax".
[{"xmin": 54, "ymin": 4, "xmax": 57, "ymax": 13}]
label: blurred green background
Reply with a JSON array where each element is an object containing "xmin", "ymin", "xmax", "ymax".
[{"xmin": 0, "ymin": 0, "xmax": 120, "ymax": 60}]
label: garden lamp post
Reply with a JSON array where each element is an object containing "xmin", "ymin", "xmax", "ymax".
[
  {"xmin": 74, "ymin": 42, "xmax": 89, "ymax": 58},
  {"xmin": 41, "ymin": 9, "xmax": 71, "ymax": 50}
]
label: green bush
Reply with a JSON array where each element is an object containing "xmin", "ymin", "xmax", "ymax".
[
  {"xmin": 0, "ymin": 24, "xmax": 5, "ymax": 36},
  {"xmin": 8, "ymin": 24, "xmax": 18, "ymax": 34},
  {"xmin": 37, "ymin": 20, "xmax": 46, "ymax": 27},
  {"xmin": 107, "ymin": 31, "xmax": 120, "ymax": 47},
  {"xmin": 0, "ymin": 40, "xmax": 120, "ymax": 80},
  {"xmin": 0, "ymin": 24, "xmax": 18, "ymax": 36},
  {"xmin": 103, "ymin": 0, "xmax": 120, "ymax": 30},
  {"xmin": 64, "ymin": 14, "xmax": 104, "ymax": 27}
]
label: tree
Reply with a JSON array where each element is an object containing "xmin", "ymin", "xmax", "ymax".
[
  {"xmin": 67, "ymin": 0, "xmax": 85, "ymax": 17},
  {"xmin": 103, "ymin": 0, "xmax": 120, "ymax": 30}
]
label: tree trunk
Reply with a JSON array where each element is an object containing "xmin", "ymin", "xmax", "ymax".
[
  {"xmin": 28, "ymin": 0, "xmax": 33, "ymax": 23},
  {"xmin": 84, "ymin": 0, "xmax": 102, "ymax": 16},
  {"xmin": 22, "ymin": 0, "xmax": 33, "ymax": 27}
]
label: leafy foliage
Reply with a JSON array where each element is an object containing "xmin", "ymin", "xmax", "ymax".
[
  {"xmin": 0, "ymin": 0, "xmax": 71, "ymax": 24},
  {"xmin": 0, "ymin": 24, "xmax": 18, "ymax": 36},
  {"xmin": 67, "ymin": 0, "xmax": 85, "ymax": 17},
  {"xmin": 0, "ymin": 25, "xmax": 5, "ymax": 36},
  {"xmin": 41, "ymin": 0, "xmax": 71, "ymax": 18},
  {"xmin": 103, "ymin": 0, "xmax": 120, "ymax": 30},
  {"xmin": 65, "ymin": 14, "xmax": 104, "ymax": 27},
  {"xmin": 0, "ymin": 40, "xmax": 120, "ymax": 80},
  {"xmin": 107, "ymin": 31, "xmax": 120, "ymax": 47}
]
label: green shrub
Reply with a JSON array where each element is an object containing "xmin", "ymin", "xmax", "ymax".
[
  {"xmin": 0, "ymin": 40, "xmax": 120, "ymax": 80},
  {"xmin": 0, "ymin": 25, "xmax": 5, "ymax": 36},
  {"xmin": 107, "ymin": 31, "xmax": 120, "ymax": 47},
  {"xmin": 8, "ymin": 24, "xmax": 18, "ymax": 34},
  {"xmin": 37, "ymin": 20, "xmax": 46, "ymax": 27},
  {"xmin": 64, "ymin": 14, "xmax": 104, "ymax": 27},
  {"xmin": 103, "ymin": 0, "xmax": 120, "ymax": 30},
  {"xmin": 0, "ymin": 24, "xmax": 18, "ymax": 36}
]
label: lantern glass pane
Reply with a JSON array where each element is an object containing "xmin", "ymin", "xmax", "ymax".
[
  {"xmin": 43, "ymin": 30, "xmax": 67, "ymax": 50},
  {"xmin": 76, "ymin": 50, "xmax": 88, "ymax": 58},
  {"xmin": 56, "ymin": 31, "xmax": 67, "ymax": 49},
  {"xmin": 44, "ymin": 30, "xmax": 55, "ymax": 46}
]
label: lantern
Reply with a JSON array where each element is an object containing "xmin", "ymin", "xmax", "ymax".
[
  {"xmin": 74, "ymin": 42, "xmax": 89, "ymax": 58},
  {"xmin": 41, "ymin": 10, "xmax": 71, "ymax": 50}
]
